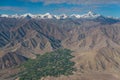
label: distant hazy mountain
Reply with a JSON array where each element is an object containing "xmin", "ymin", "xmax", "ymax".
[{"xmin": 1, "ymin": 11, "xmax": 119, "ymax": 19}]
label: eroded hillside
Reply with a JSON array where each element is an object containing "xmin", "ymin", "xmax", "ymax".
[{"xmin": 0, "ymin": 17, "xmax": 120, "ymax": 80}]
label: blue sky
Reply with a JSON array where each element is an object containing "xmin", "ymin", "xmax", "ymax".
[{"xmin": 0, "ymin": 0, "xmax": 120, "ymax": 17}]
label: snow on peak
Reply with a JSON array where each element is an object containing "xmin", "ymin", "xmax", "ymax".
[
  {"xmin": 1, "ymin": 14, "xmax": 9, "ymax": 17},
  {"xmin": 81, "ymin": 11, "xmax": 100, "ymax": 18},
  {"xmin": 11, "ymin": 14, "xmax": 20, "ymax": 18},
  {"xmin": 88, "ymin": 11, "xmax": 94, "ymax": 15},
  {"xmin": 59, "ymin": 14, "xmax": 68, "ymax": 19},
  {"xmin": 69, "ymin": 11, "xmax": 100, "ymax": 19},
  {"xmin": 0, "ymin": 12, "xmax": 101, "ymax": 19},
  {"xmin": 42, "ymin": 13, "xmax": 53, "ymax": 19},
  {"xmin": 21, "ymin": 13, "xmax": 35, "ymax": 18},
  {"xmin": 70, "ymin": 14, "xmax": 81, "ymax": 18}
]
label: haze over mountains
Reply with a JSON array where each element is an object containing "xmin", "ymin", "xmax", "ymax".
[
  {"xmin": 0, "ymin": 12, "xmax": 120, "ymax": 80},
  {"xmin": 0, "ymin": 11, "xmax": 118, "ymax": 19}
]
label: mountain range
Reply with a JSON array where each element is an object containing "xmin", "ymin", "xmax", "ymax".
[
  {"xmin": 0, "ymin": 11, "xmax": 119, "ymax": 19},
  {"xmin": 0, "ymin": 12, "xmax": 120, "ymax": 80}
]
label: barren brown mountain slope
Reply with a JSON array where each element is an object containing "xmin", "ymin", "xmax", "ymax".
[{"xmin": 0, "ymin": 17, "xmax": 120, "ymax": 80}]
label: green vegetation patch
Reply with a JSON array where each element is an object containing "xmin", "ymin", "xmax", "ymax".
[{"xmin": 19, "ymin": 49, "xmax": 75, "ymax": 80}]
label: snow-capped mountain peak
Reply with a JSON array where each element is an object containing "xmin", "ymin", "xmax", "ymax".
[
  {"xmin": 42, "ymin": 13, "xmax": 53, "ymax": 19},
  {"xmin": 0, "ymin": 11, "xmax": 116, "ymax": 19},
  {"xmin": 21, "ymin": 13, "xmax": 35, "ymax": 18},
  {"xmin": 70, "ymin": 14, "xmax": 81, "ymax": 18},
  {"xmin": 0, "ymin": 14, "xmax": 9, "ymax": 17},
  {"xmin": 59, "ymin": 14, "xmax": 68, "ymax": 19},
  {"xmin": 88, "ymin": 11, "xmax": 95, "ymax": 15},
  {"xmin": 81, "ymin": 11, "xmax": 100, "ymax": 18},
  {"xmin": 10, "ymin": 14, "xmax": 20, "ymax": 18}
]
